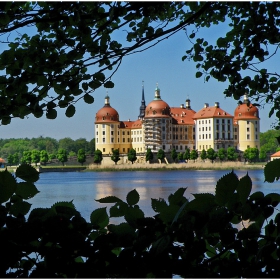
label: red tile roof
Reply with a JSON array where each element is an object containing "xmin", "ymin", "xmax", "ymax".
[
  {"xmin": 193, "ymin": 106, "xmax": 233, "ymax": 119},
  {"xmin": 170, "ymin": 107, "xmax": 196, "ymax": 125}
]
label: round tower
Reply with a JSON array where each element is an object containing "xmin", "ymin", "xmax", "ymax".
[{"xmin": 234, "ymin": 95, "xmax": 260, "ymax": 151}]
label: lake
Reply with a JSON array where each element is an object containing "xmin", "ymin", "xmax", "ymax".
[{"xmin": 29, "ymin": 169, "xmax": 280, "ymax": 221}]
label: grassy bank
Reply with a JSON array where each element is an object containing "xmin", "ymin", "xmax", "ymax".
[{"xmin": 87, "ymin": 161, "xmax": 265, "ymax": 172}]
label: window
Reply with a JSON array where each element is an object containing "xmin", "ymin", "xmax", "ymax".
[
  {"xmin": 111, "ymin": 138, "xmax": 114, "ymax": 143},
  {"xmin": 206, "ymin": 134, "xmax": 208, "ymax": 139},
  {"xmin": 256, "ymin": 135, "xmax": 258, "ymax": 139},
  {"xmin": 96, "ymin": 131, "xmax": 98, "ymax": 135},
  {"xmin": 247, "ymin": 134, "xmax": 250, "ymax": 140},
  {"xmin": 118, "ymin": 131, "xmax": 119, "ymax": 135},
  {"xmin": 102, "ymin": 124, "xmax": 105, "ymax": 128},
  {"xmin": 217, "ymin": 145, "xmax": 219, "ymax": 149},
  {"xmin": 185, "ymin": 135, "xmax": 188, "ymax": 139},
  {"xmin": 122, "ymin": 131, "xmax": 125, "ymax": 135},
  {"xmin": 128, "ymin": 138, "xmax": 130, "ymax": 142},
  {"xmin": 209, "ymin": 127, "xmax": 211, "ymax": 131},
  {"xmin": 127, "ymin": 131, "xmax": 130, "ymax": 135},
  {"xmin": 162, "ymin": 127, "xmax": 165, "ymax": 132},
  {"xmin": 247, "ymin": 127, "xmax": 250, "ymax": 132},
  {"xmin": 185, "ymin": 127, "xmax": 188, "ymax": 132},
  {"xmin": 163, "ymin": 145, "xmax": 165, "ymax": 150},
  {"xmin": 96, "ymin": 125, "xmax": 98, "ymax": 128},
  {"xmin": 111, "ymin": 124, "xmax": 114, "ymax": 129},
  {"xmin": 209, "ymin": 134, "xmax": 211, "ymax": 139},
  {"xmin": 96, "ymin": 138, "xmax": 98, "ymax": 143},
  {"xmin": 102, "ymin": 131, "xmax": 105, "ymax": 135},
  {"xmin": 180, "ymin": 145, "xmax": 182, "ymax": 150},
  {"xmin": 227, "ymin": 120, "xmax": 230, "ymax": 124},
  {"xmin": 202, "ymin": 121, "xmax": 204, "ymax": 124},
  {"xmin": 103, "ymin": 148, "xmax": 105, "ymax": 152},
  {"xmin": 255, "ymin": 127, "xmax": 258, "ymax": 132},
  {"xmin": 102, "ymin": 138, "xmax": 105, "ymax": 143},
  {"xmin": 199, "ymin": 135, "xmax": 201, "ymax": 139},
  {"xmin": 216, "ymin": 119, "xmax": 219, "ymax": 124},
  {"xmin": 123, "ymin": 148, "xmax": 125, "ymax": 152},
  {"xmin": 247, "ymin": 121, "xmax": 250, "ymax": 125},
  {"xmin": 123, "ymin": 138, "xmax": 125, "ymax": 142},
  {"xmin": 234, "ymin": 128, "xmax": 237, "ymax": 132},
  {"xmin": 235, "ymin": 135, "xmax": 237, "ymax": 140},
  {"xmin": 222, "ymin": 119, "xmax": 225, "ymax": 124},
  {"xmin": 111, "ymin": 131, "xmax": 114, "ymax": 135}
]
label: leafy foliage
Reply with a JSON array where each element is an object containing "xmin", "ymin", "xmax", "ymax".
[
  {"xmin": 183, "ymin": 147, "xmax": 190, "ymax": 162},
  {"xmin": 0, "ymin": 2, "xmax": 210, "ymax": 124},
  {"xmin": 127, "ymin": 148, "xmax": 137, "ymax": 164},
  {"xmin": 207, "ymin": 148, "xmax": 217, "ymax": 163},
  {"xmin": 227, "ymin": 146, "xmax": 238, "ymax": 161},
  {"xmin": 77, "ymin": 148, "xmax": 86, "ymax": 166},
  {"xmin": 145, "ymin": 148, "xmax": 153, "ymax": 162},
  {"xmin": 2, "ymin": 164, "xmax": 280, "ymax": 277},
  {"xmin": 57, "ymin": 148, "xmax": 68, "ymax": 166},
  {"xmin": 156, "ymin": 149, "xmax": 165, "ymax": 162},
  {"xmin": 244, "ymin": 147, "xmax": 259, "ymax": 163},
  {"xmin": 190, "ymin": 149, "xmax": 198, "ymax": 162},
  {"xmin": 93, "ymin": 149, "xmax": 103, "ymax": 164},
  {"xmin": 111, "ymin": 149, "xmax": 120, "ymax": 165},
  {"xmin": 200, "ymin": 149, "xmax": 207, "ymax": 161},
  {"xmin": 171, "ymin": 148, "xmax": 178, "ymax": 162}
]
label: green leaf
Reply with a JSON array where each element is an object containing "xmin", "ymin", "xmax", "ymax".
[
  {"xmin": 96, "ymin": 196, "xmax": 123, "ymax": 203},
  {"xmin": 15, "ymin": 164, "xmax": 40, "ymax": 183},
  {"xmin": 150, "ymin": 235, "xmax": 170, "ymax": 256},
  {"xmin": 90, "ymin": 207, "xmax": 109, "ymax": 228},
  {"xmin": 84, "ymin": 94, "xmax": 94, "ymax": 104},
  {"xmin": 151, "ymin": 198, "xmax": 168, "ymax": 213},
  {"xmin": 187, "ymin": 193, "xmax": 216, "ymax": 213},
  {"xmin": 65, "ymin": 104, "xmax": 76, "ymax": 118},
  {"xmin": 0, "ymin": 169, "xmax": 17, "ymax": 203},
  {"xmin": 109, "ymin": 201, "xmax": 128, "ymax": 217},
  {"xmin": 104, "ymin": 81, "xmax": 114, "ymax": 88},
  {"xmin": 215, "ymin": 171, "xmax": 239, "ymax": 206},
  {"xmin": 126, "ymin": 189, "xmax": 139, "ymax": 206},
  {"xmin": 264, "ymin": 159, "xmax": 280, "ymax": 183},
  {"xmin": 124, "ymin": 206, "xmax": 144, "ymax": 226},
  {"xmin": 189, "ymin": 33, "xmax": 195, "ymax": 39},
  {"xmin": 237, "ymin": 173, "xmax": 252, "ymax": 204},
  {"xmin": 10, "ymin": 201, "xmax": 31, "ymax": 217},
  {"xmin": 15, "ymin": 182, "xmax": 39, "ymax": 199},
  {"xmin": 168, "ymin": 187, "xmax": 187, "ymax": 205},
  {"xmin": 46, "ymin": 108, "xmax": 57, "ymax": 119}
]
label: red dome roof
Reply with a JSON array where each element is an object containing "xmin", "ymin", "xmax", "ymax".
[
  {"xmin": 234, "ymin": 103, "xmax": 259, "ymax": 120},
  {"xmin": 144, "ymin": 99, "xmax": 171, "ymax": 118},
  {"xmin": 95, "ymin": 105, "xmax": 119, "ymax": 123}
]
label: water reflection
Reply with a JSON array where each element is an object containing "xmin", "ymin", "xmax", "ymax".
[{"xmin": 29, "ymin": 169, "xmax": 280, "ymax": 221}]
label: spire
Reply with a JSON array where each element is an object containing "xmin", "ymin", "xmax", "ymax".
[
  {"xmin": 154, "ymin": 83, "xmax": 161, "ymax": 100},
  {"xmin": 138, "ymin": 81, "xmax": 146, "ymax": 119}
]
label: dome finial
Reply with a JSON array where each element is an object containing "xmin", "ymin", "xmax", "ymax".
[
  {"xmin": 154, "ymin": 83, "xmax": 161, "ymax": 100},
  {"xmin": 244, "ymin": 94, "xmax": 249, "ymax": 104},
  {"xmin": 104, "ymin": 93, "xmax": 110, "ymax": 106}
]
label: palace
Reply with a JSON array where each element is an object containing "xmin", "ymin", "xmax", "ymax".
[{"xmin": 95, "ymin": 84, "xmax": 260, "ymax": 154}]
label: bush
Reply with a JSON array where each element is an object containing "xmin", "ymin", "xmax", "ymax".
[{"xmin": 2, "ymin": 161, "xmax": 280, "ymax": 277}]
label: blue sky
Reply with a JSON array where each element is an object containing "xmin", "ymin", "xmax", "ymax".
[{"xmin": 0, "ymin": 17, "xmax": 277, "ymax": 141}]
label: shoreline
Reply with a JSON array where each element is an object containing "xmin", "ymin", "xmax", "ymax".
[{"xmin": 87, "ymin": 161, "xmax": 265, "ymax": 172}]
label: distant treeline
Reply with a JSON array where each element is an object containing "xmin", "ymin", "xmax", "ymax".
[{"xmin": 0, "ymin": 137, "xmax": 95, "ymax": 159}]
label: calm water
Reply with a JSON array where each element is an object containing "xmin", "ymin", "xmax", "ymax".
[{"xmin": 29, "ymin": 169, "xmax": 280, "ymax": 221}]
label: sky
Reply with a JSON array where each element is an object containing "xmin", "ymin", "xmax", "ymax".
[{"xmin": 0, "ymin": 12, "xmax": 277, "ymax": 141}]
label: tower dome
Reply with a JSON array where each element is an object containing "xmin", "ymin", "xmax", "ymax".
[
  {"xmin": 234, "ymin": 95, "xmax": 259, "ymax": 120},
  {"xmin": 144, "ymin": 84, "xmax": 170, "ymax": 118},
  {"xmin": 95, "ymin": 95, "xmax": 119, "ymax": 123}
]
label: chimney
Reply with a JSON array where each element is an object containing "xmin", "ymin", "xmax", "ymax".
[
  {"xmin": 204, "ymin": 103, "xmax": 209, "ymax": 108},
  {"xmin": 215, "ymin": 102, "xmax": 219, "ymax": 108}
]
